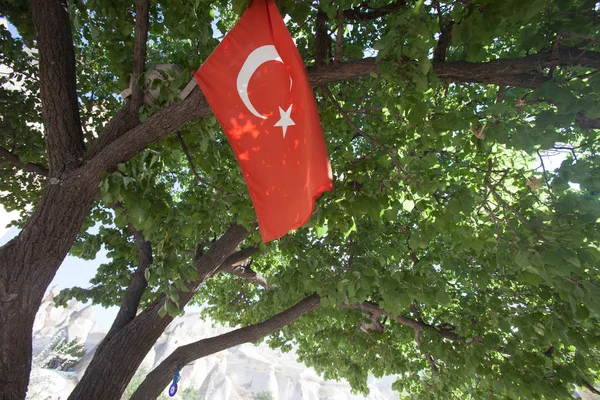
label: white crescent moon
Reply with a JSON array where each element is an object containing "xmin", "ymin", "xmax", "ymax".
[{"xmin": 237, "ymin": 45, "xmax": 290, "ymax": 119}]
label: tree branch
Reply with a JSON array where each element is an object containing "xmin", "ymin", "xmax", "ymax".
[
  {"xmin": 434, "ymin": 46, "xmax": 600, "ymax": 88},
  {"xmin": 219, "ymin": 247, "xmax": 268, "ymax": 288},
  {"xmin": 219, "ymin": 246, "xmax": 259, "ymax": 268},
  {"xmin": 109, "ymin": 226, "xmax": 153, "ymax": 332},
  {"xmin": 129, "ymin": 294, "xmax": 320, "ymax": 400},
  {"xmin": 85, "ymin": 0, "xmax": 150, "ymax": 159},
  {"xmin": 315, "ymin": 9, "xmax": 330, "ymax": 66},
  {"xmin": 175, "ymin": 132, "xmax": 222, "ymax": 193},
  {"xmin": 0, "ymin": 146, "xmax": 48, "ymax": 176},
  {"xmin": 582, "ymin": 380, "xmax": 600, "ymax": 396},
  {"xmin": 30, "ymin": 0, "xmax": 84, "ymax": 173},
  {"xmin": 84, "ymin": 88, "xmax": 210, "ymax": 178},
  {"xmin": 434, "ymin": 20, "xmax": 454, "ymax": 62},
  {"xmin": 341, "ymin": 301, "xmax": 472, "ymax": 343},
  {"xmin": 343, "ymin": 0, "xmax": 407, "ymax": 21},
  {"xmin": 67, "ymin": 224, "xmax": 251, "ymax": 400},
  {"xmin": 322, "ymin": 85, "xmax": 417, "ymax": 185},
  {"xmin": 84, "ymin": 47, "xmax": 600, "ymax": 177},
  {"xmin": 576, "ymin": 112, "xmax": 600, "ymax": 131},
  {"xmin": 174, "ymin": 224, "xmax": 251, "ymax": 309},
  {"xmin": 335, "ymin": 8, "xmax": 344, "ymax": 62},
  {"xmin": 130, "ymin": 0, "xmax": 150, "ymax": 108},
  {"xmin": 487, "ymin": 185, "xmax": 545, "ymax": 240}
]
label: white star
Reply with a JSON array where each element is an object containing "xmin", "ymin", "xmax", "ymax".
[{"xmin": 274, "ymin": 104, "xmax": 295, "ymax": 138}]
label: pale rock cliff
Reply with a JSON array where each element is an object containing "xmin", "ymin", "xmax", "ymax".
[{"xmin": 30, "ymin": 288, "xmax": 398, "ymax": 399}]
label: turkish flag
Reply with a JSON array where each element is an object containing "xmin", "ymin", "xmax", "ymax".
[{"xmin": 194, "ymin": 0, "xmax": 333, "ymax": 242}]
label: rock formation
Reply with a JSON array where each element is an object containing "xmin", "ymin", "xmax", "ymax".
[{"xmin": 30, "ymin": 288, "xmax": 397, "ymax": 399}]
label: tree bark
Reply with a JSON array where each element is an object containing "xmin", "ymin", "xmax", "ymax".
[
  {"xmin": 315, "ymin": 9, "xmax": 330, "ymax": 66},
  {"xmin": 109, "ymin": 227, "xmax": 152, "ymax": 332},
  {"xmin": 0, "ymin": 1, "xmax": 90, "ymax": 397},
  {"xmin": 130, "ymin": 294, "xmax": 320, "ymax": 400},
  {"xmin": 0, "ymin": 174, "xmax": 98, "ymax": 399},
  {"xmin": 30, "ymin": 0, "xmax": 84, "ymax": 174},
  {"xmin": 66, "ymin": 224, "xmax": 249, "ymax": 400}
]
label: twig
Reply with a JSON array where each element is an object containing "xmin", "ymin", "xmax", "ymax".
[
  {"xmin": 558, "ymin": 31, "xmax": 600, "ymax": 43},
  {"xmin": 482, "ymin": 163, "xmax": 545, "ymax": 241},
  {"xmin": 562, "ymin": 276, "xmax": 582, "ymax": 286},
  {"xmin": 175, "ymin": 132, "xmax": 222, "ymax": 193},
  {"xmin": 536, "ymin": 150, "xmax": 555, "ymax": 201},
  {"xmin": 484, "ymin": 202, "xmax": 528, "ymax": 246},
  {"xmin": 322, "ymin": 84, "xmax": 417, "ymax": 185},
  {"xmin": 496, "ymin": 85, "xmax": 506, "ymax": 103},
  {"xmin": 489, "ymin": 188, "xmax": 545, "ymax": 240},
  {"xmin": 342, "ymin": 0, "xmax": 407, "ymax": 21},
  {"xmin": 413, "ymin": 327, "xmax": 439, "ymax": 374}
]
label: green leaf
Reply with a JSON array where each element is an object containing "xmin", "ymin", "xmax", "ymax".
[
  {"xmin": 520, "ymin": 271, "xmax": 542, "ymax": 286},
  {"xmin": 315, "ymin": 223, "xmax": 328, "ymax": 238},
  {"xmin": 232, "ymin": 0, "xmax": 250, "ymax": 14},
  {"xmin": 514, "ymin": 251, "xmax": 530, "ymax": 270}
]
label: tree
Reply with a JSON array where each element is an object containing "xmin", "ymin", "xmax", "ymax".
[
  {"xmin": 253, "ymin": 391, "xmax": 275, "ymax": 400},
  {"xmin": 0, "ymin": 0, "xmax": 599, "ymax": 399},
  {"xmin": 40, "ymin": 337, "xmax": 86, "ymax": 371}
]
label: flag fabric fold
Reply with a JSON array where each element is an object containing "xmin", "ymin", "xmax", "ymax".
[{"xmin": 195, "ymin": 0, "xmax": 333, "ymax": 242}]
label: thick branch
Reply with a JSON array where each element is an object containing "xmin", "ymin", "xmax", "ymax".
[
  {"xmin": 0, "ymin": 146, "xmax": 48, "ymax": 176},
  {"xmin": 434, "ymin": 21, "xmax": 454, "ymax": 62},
  {"xmin": 174, "ymin": 224, "xmax": 251, "ymax": 309},
  {"xmin": 220, "ymin": 246, "xmax": 259, "ymax": 268},
  {"xmin": 130, "ymin": 0, "xmax": 150, "ymax": 108},
  {"xmin": 218, "ymin": 247, "xmax": 268, "ymax": 288},
  {"xmin": 84, "ymin": 88, "xmax": 209, "ymax": 178},
  {"xmin": 31, "ymin": 0, "xmax": 84, "ymax": 173},
  {"xmin": 129, "ymin": 294, "xmax": 320, "ymax": 400},
  {"xmin": 222, "ymin": 265, "xmax": 268, "ymax": 287},
  {"xmin": 576, "ymin": 112, "xmax": 600, "ymax": 131},
  {"xmin": 434, "ymin": 47, "xmax": 600, "ymax": 88},
  {"xmin": 85, "ymin": 0, "xmax": 150, "ymax": 159},
  {"xmin": 343, "ymin": 0, "xmax": 407, "ymax": 21},
  {"xmin": 335, "ymin": 8, "xmax": 344, "ymax": 62},
  {"xmin": 109, "ymin": 227, "xmax": 153, "ymax": 332},
  {"xmin": 84, "ymin": 47, "xmax": 600, "ymax": 176},
  {"xmin": 315, "ymin": 9, "xmax": 330, "ymax": 66}
]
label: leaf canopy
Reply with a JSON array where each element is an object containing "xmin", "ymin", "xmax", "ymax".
[{"xmin": 1, "ymin": 0, "xmax": 600, "ymax": 398}]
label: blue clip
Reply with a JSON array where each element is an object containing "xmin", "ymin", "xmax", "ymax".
[{"xmin": 168, "ymin": 366, "xmax": 182, "ymax": 397}]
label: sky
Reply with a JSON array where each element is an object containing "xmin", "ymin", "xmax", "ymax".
[{"xmin": 0, "ymin": 207, "xmax": 119, "ymax": 331}]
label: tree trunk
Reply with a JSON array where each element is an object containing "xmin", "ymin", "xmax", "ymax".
[
  {"xmin": 0, "ymin": 301, "xmax": 36, "ymax": 400},
  {"xmin": 0, "ymin": 174, "xmax": 98, "ymax": 399},
  {"xmin": 67, "ymin": 298, "xmax": 175, "ymax": 400}
]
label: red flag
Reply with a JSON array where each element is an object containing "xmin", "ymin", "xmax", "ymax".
[{"xmin": 195, "ymin": 0, "xmax": 333, "ymax": 242}]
